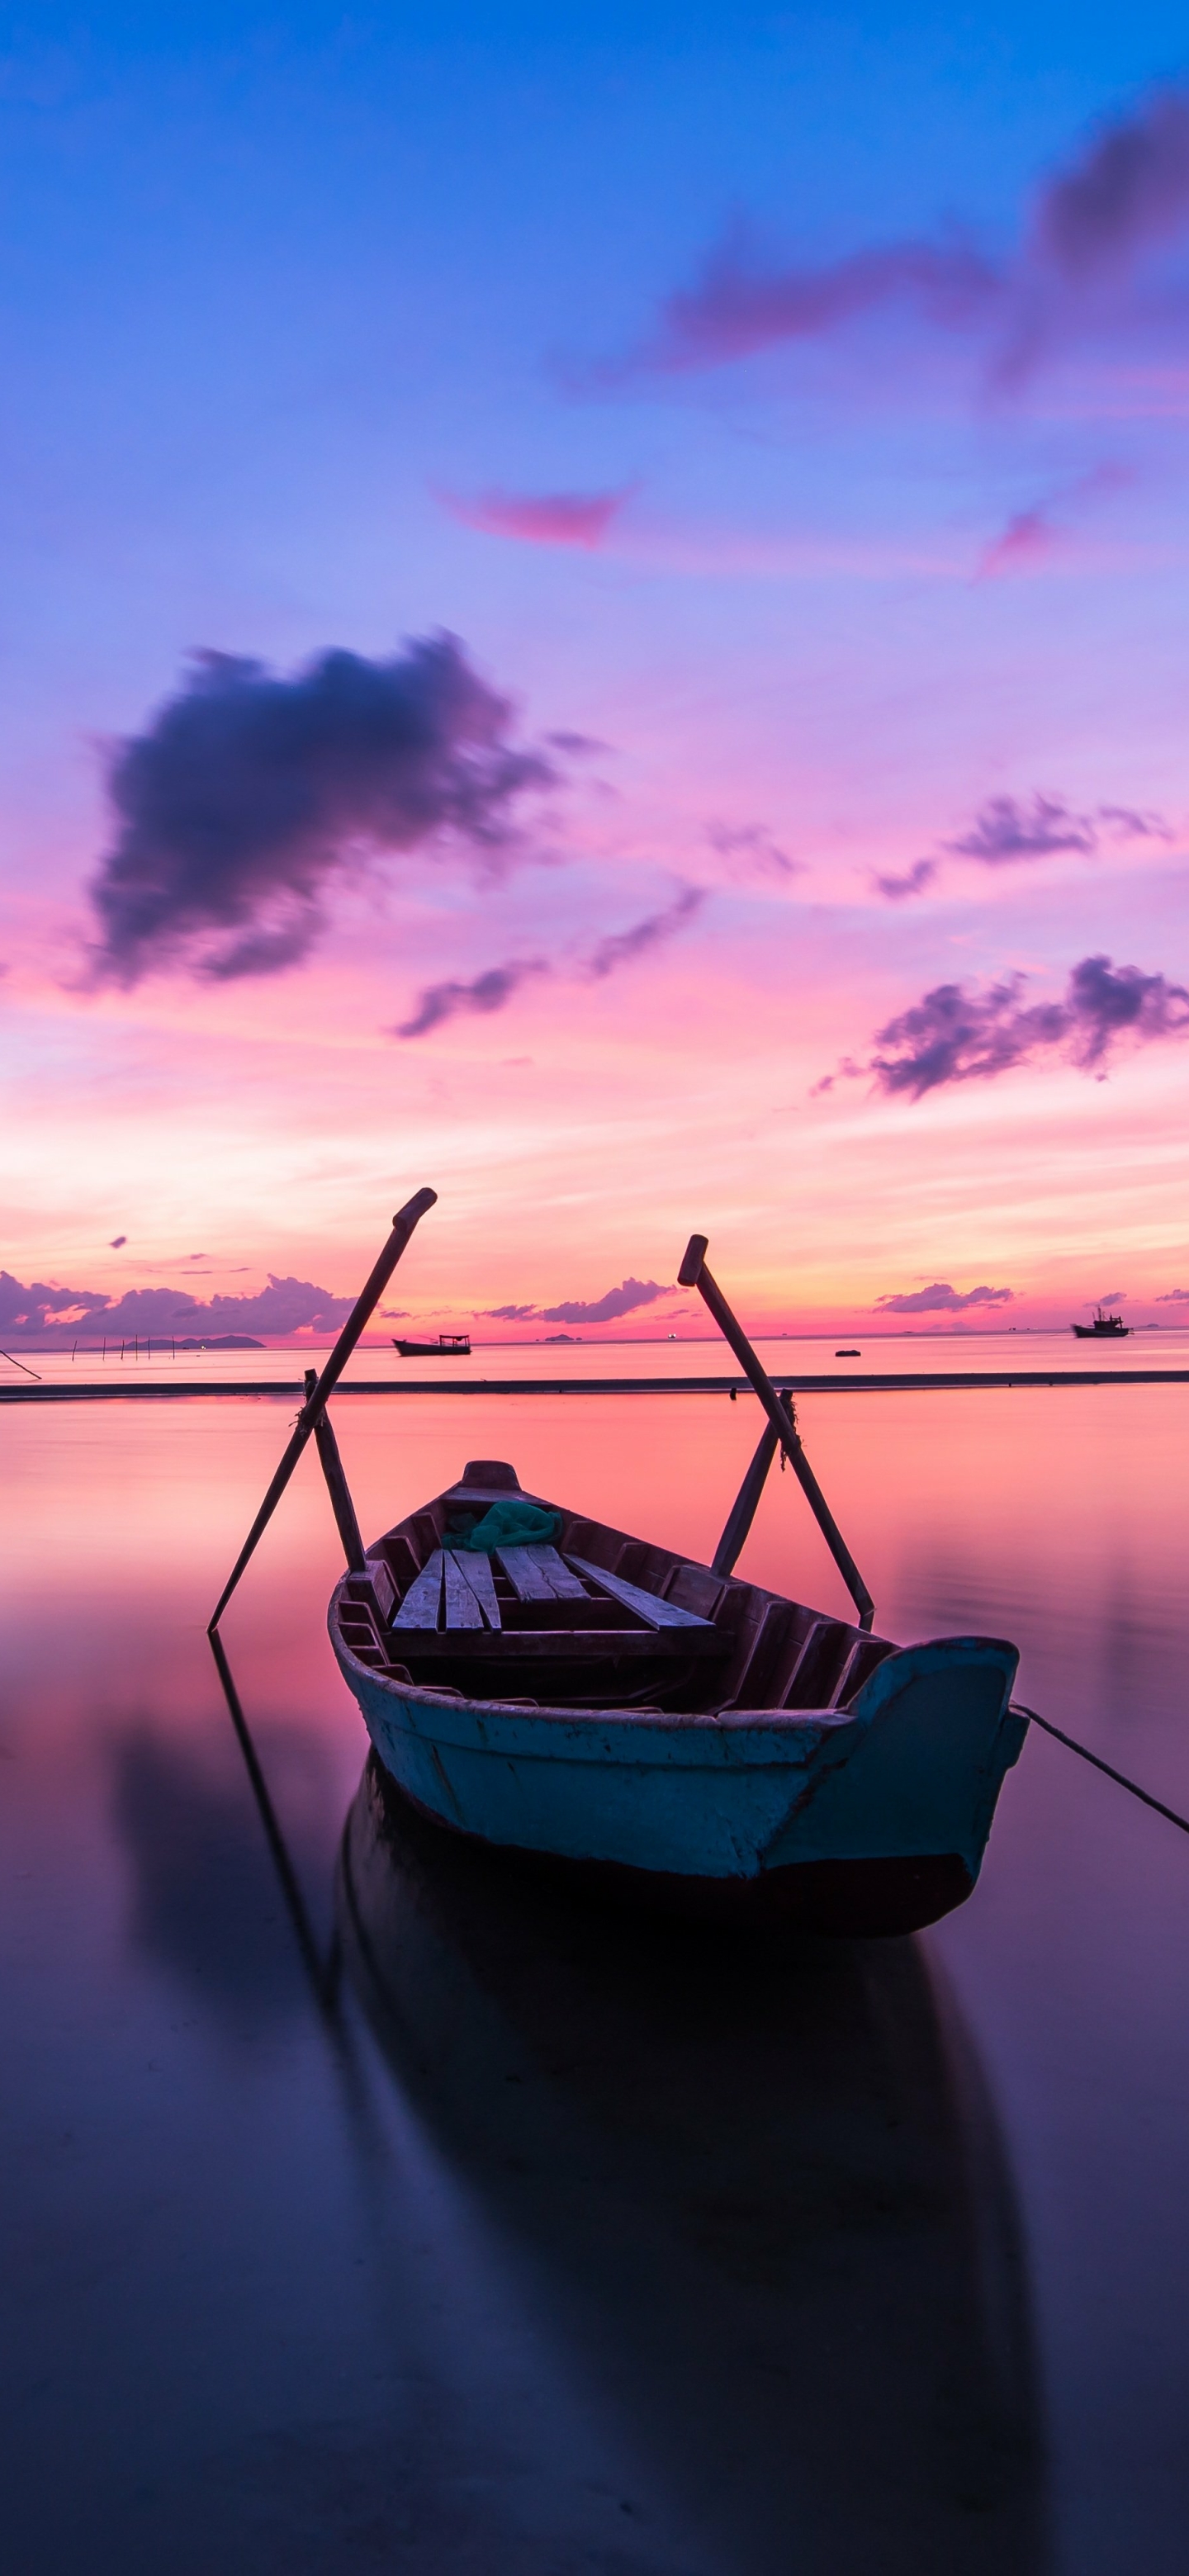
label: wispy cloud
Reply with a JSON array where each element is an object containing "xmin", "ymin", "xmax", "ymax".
[
  {"xmin": 875, "ymin": 1281, "xmax": 1014, "ymax": 1314},
  {"xmin": 865, "ymin": 953, "xmax": 1189, "ymax": 1097},
  {"xmin": 872, "ymin": 790, "xmax": 1173, "ymax": 903},
  {"xmin": 393, "ymin": 957, "xmax": 548, "ymax": 1039},
  {"xmin": 1156, "ymin": 1286, "xmax": 1189, "ymax": 1300},
  {"xmin": 584, "ymin": 883, "xmax": 705, "ymax": 979},
  {"xmin": 617, "ymin": 85, "xmax": 1189, "ymax": 388},
  {"xmin": 974, "ymin": 463, "xmax": 1132, "ymax": 580},
  {"xmin": 638, "ymin": 230, "xmax": 998, "ymax": 373},
  {"xmin": 945, "ymin": 792, "xmax": 1097, "ymax": 864},
  {"xmin": 872, "ymin": 857, "xmax": 938, "ymax": 902},
  {"xmin": 480, "ymin": 1278, "xmax": 672, "ymax": 1325},
  {"xmin": 438, "ymin": 484, "xmax": 634, "ymax": 549},
  {"xmin": 394, "ymin": 884, "xmax": 707, "ymax": 1038},
  {"xmin": 707, "ymin": 821, "xmax": 802, "ymax": 882},
  {"xmin": 84, "ymin": 634, "xmax": 554, "ymax": 986}
]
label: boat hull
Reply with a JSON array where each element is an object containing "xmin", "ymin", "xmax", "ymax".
[{"xmin": 331, "ymin": 1608, "xmax": 1026, "ymax": 1935}]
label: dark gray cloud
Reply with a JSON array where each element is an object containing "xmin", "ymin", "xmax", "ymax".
[
  {"xmin": 622, "ymin": 86, "xmax": 1189, "ymax": 381},
  {"xmin": 585, "ymin": 883, "xmax": 705, "ymax": 978},
  {"xmin": 945, "ymin": 793, "xmax": 1097, "ymax": 863},
  {"xmin": 873, "ymin": 857, "xmax": 938, "ymax": 902},
  {"xmin": 0, "ymin": 1268, "xmax": 353, "ymax": 1343},
  {"xmin": 866, "ymin": 952, "xmax": 1189, "ymax": 1098},
  {"xmin": 85, "ymin": 632, "xmax": 553, "ymax": 986},
  {"xmin": 876, "ymin": 1282, "xmax": 1013, "ymax": 1314},
  {"xmin": 394, "ymin": 957, "xmax": 547, "ymax": 1039}
]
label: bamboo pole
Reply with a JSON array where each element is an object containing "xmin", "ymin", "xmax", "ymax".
[
  {"xmin": 679, "ymin": 1234, "xmax": 874, "ymax": 1629},
  {"xmin": 207, "ymin": 1187, "xmax": 436, "ymax": 1630},
  {"xmin": 303, "ymin": 1369, "xmax": 367, "ymax": 1572}
]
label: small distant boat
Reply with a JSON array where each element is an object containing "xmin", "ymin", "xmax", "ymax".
[
  {"xmin": 393, "ymin": 1332, "xmax": 471, "ymax": 1357},
  {"xmin": 1071, "ymin": 1308, "xmax": 1129, "ymax": 1339},
  {"xmin": 836, "ymin": 1348, "xmax": 861, "ymax": 1357}
]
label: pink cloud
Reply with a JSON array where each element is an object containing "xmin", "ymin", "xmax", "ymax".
[
  {"xmin": 975, "ymin": 507, "xmax": 1062, "ymax": 580},
  {"xmin": 438, "ymin": 484, "xmax": 633, "ymax": 549}
]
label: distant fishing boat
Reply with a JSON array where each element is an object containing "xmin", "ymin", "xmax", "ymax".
[
  {"xmin": 1071, "ymin": 1308, "xmax": 1129, "ymax": 1339},
  {"xmin": 393, "ymin": 1331, "xmax": 471, "ymax": 1357}
]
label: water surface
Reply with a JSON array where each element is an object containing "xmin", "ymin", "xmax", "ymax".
[{"xmin": 4, "ymin": 1383, "xmax": 1189, "ymax": 2570}]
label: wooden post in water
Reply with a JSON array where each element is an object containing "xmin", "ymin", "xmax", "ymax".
[
  {"xmin": 207, "ymin": 1186, "xmax": 437, "ymax": 1630},
  {"xmin": 679, "ymin": 1234, "xmax": 874, "ymax": 1629},
  {"xmin": 303, "ymin": 1370, "xmax": 367, "ymax": 1573}
]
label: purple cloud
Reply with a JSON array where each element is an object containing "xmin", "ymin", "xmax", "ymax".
[
  {"xmin": 85, "ymin": 633, "xmax": 554, "ymax": 986},
  {"xmin": 622, "ymin": 86, "xmax": 1189, "ymax": 383},
  {"xmin": 1098, "ymin": 803, "xmax": 1174, "ymax": 841},
  {"xmin": 945, "ymin": 793, "xmax": 1096, "ymax": 864},
  {"xmin": 876, "ymin": 1281, "xmax": 1014, "ymax": 1314},
  {"xmin": 708, "ymin": 821, "xmax": 802, "ymax": 882},
  {"xmin": 395, "ymin": 886, "xmax": 706, "ymax": 1039},
  {"xmin": 542, "ymin": 1277, "xmax": 672, "ymax": 1325},
  {"xmin": 1034, "ymin": 89, "xmax": 1189, "ymax": 284},
  {"xmin": 0, "ymin": 1268, "xmax": 355, "ymax": 1344},
  {"xmin": 873, "ymin": 857, "xmax": 938, "ymax": 902},
  {"xmin": 1156, "ymin": 1286, "xmax": 1189, "ymax": 1300},
  {"xmin": 866, "ymin": 953, "xmax": 1189, "ymax": 1098},
  {"xmin": 394, "ymin": 957, "xmax": 548, "ymax": 1039},
  {"xmin": 478, "ymin": 1278, "xmax": 673, "ymax": 1327},
  {"xmin": 644, "ymin": 233, "xmax": 999, "ymax": 372},
  {"xmin": 585, "ymin": 883, "xmax": 705, "ymax": 979}
]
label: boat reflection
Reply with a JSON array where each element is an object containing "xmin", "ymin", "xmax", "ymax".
[{"xmin": 338, "ymin": 1754, "xmax": 1049, "ymax": 2574}]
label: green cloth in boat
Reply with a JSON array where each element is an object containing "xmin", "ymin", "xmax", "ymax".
[{"xmin": 462, "ymin": 1499, "xmax": 561, "ymax": 1552}]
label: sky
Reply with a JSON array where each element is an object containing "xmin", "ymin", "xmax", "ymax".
[{"xmin": 3, "ymin": 0, "xmax": 1189, "ymax": 1342}]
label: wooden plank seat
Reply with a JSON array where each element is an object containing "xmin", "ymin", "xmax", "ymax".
[
  {"xmin": 445, "ymin": 1548, "xmax": 501, "ymax": 1629},
  {"xmin": 496, "ymin": 1541, "xmax": 588, "ymax": 1603},
  {"xmin": 391, "ymin": 1548, "xmax": 444, "ymax": 1629},
  {"xmin": 566, "ymin": 1555, "xmax": 713, "ymax": 1629}
]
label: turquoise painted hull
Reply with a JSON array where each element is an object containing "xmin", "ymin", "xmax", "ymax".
[{"xmin": 330, "ymin": 1603, "xmax": 1026, "ymax": 1933}]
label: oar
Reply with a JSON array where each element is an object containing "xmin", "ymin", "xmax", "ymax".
[
  {"xmin": 678, "ymin": 1233, "xmax": 875, "ymax": 1630},
  {"xmin": 208, "ymin": 1186, "xmax": 436, "ymax": 1630}
]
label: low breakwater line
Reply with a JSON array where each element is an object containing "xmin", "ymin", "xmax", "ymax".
[{"xmin": 5, "ymin": 1368, "xmax": 1189, "ymax": 1404}]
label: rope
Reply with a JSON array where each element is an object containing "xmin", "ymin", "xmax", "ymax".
[{"xmin": 1014, "ymin": 1703, "xmax": 1189, "ymax": 1839}]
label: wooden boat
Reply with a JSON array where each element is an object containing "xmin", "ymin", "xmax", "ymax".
[
  {"xmin": 209, "ymin": 1196, "xmax": 1026, "ymax": 1939},
  {"xmin": 1071, "ymin": 1308, "xmax": 1128, "ymax": 1338},
  {"xmin": 329, "ymin": 1456, "xmax": 1026, "ymax": 1935},
  {"xmin": 393, "ymin": 1330, "xmax": 471, "ymax": 1357}
]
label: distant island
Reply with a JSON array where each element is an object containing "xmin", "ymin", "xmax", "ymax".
[
  {"xmin": 543, "ymin": 1332, "xmax": 580, "ymax": 1344},
  {"xmin": 175, "ymin": 1334, "xmax": 265, "ymax": 1351}
]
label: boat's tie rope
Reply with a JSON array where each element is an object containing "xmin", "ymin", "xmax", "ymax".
[{"xmin": 1012, "ymin": 1703, "xmax": 1189, "ymax": 1839}]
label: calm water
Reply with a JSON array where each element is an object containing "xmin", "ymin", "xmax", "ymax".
[{"xmin": 4, "ymin": 1378, "xmax": 1189, "ymax": 2572}]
